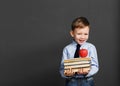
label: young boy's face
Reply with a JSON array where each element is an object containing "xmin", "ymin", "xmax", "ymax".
[{"xmin": 70, "ymin": 26, "xmax": 89, "ymax": 45}]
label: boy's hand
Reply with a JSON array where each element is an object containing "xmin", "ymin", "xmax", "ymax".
[
  {"xmin": 77, "ymin": 68, "xmax": 90, "ymax": 75},
  {"xmin": 64, "ymin": 68, "xmax": 74, "ymax": 76}
]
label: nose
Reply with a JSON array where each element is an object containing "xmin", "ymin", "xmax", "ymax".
[{"xmin": 81, "ymin": 34, "xmax": 85, "ymax": 39}]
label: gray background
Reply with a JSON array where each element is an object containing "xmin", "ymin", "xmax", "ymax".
[{"xmin": 0, "ymin": 0, "xmax": 119, "ymax": 86}]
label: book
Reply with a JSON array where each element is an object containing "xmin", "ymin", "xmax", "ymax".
[
  {"xmin": 64, "ymin": 60, "xmax": 90, "ymax": 66},
  {"xmin": 64, "ymin": 57, "xmax": 91, "ymax": 63},
  {"xmin": 64, "ymin": 57, "xmax": 91, "ymax": 70},
  {"xmin": 64, "ymin": 63, "xmax": 90, "ymax": 69},
  {"xmin": 64, "ymin": 67, "xmax": 90, "ymax": 73}
]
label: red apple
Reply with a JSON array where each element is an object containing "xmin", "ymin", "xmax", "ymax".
[{"xmin": 79, "ymin": 49, "xmax": 88, "ymax": 58}]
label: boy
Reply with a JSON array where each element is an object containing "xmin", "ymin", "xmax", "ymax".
[{"xmin": 59, "ymin": 17, "xmax": 99, "ymax": 86}]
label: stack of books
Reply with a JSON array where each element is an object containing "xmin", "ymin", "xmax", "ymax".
[{"xmin": 64, "ymin": 57, "xmax": 91, "ymax": 73}]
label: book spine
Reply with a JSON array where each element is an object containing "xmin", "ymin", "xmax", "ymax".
[
  {"xmin": 64, "ymin": 64, "xmax": 91, "ymax": 69},
  {"xmin": 64, "ymin": 61, "xmax": 90, "ymax": 66}
]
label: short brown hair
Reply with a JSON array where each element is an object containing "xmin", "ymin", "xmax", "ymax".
[{"xmin": 71, "ymin": 17, "xmax": 90, "ymax": 30}]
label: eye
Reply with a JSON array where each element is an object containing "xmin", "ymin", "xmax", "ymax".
[
  {"xmin": 77, "ymin": 33, "xmax": 82, "ymax": 35},
  {"xmin": 84, "ymin": 33, "xmax": 88, "ymax": 35}
]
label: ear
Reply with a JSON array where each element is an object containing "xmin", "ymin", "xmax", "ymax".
[{"xmin": 70, "ymin": 30, "xmax": 74, "ymax": 37}]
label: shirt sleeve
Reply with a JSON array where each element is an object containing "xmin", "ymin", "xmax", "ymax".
[
  {"xmin": 86, "ymin": 45, "xmax": 99, "ymax": 77},
  {"xmin": 59, "ymin": 47, "xmax": 72, "ymax": 79}
]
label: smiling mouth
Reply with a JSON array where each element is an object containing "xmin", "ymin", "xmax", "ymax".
[{"xmin": 79, "ymin": 40, "xmax": 85, "ymax": 43}]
